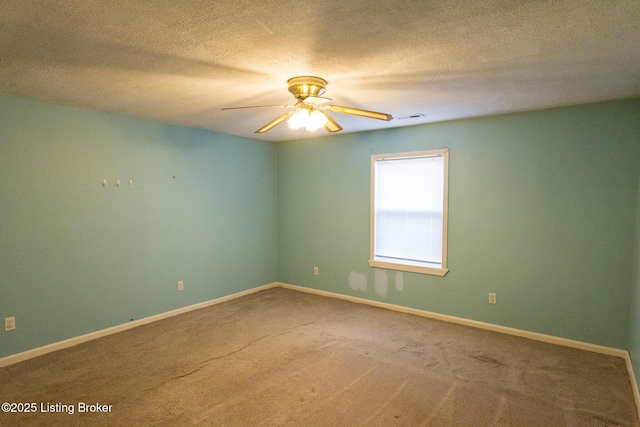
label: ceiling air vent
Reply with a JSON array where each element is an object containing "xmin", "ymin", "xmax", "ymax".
[{"xmin": 398, "ymin": 113, "xmax": 425, "ymax": 120}]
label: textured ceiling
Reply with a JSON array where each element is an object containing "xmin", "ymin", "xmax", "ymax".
[{"xmin": 1, "ymin": 0, "xmax": 639, "ymax": 142}]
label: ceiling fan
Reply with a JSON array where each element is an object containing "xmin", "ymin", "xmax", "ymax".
[{"xmin": 222, "ymin": 76, "xmax": 393, "ymax": 134}]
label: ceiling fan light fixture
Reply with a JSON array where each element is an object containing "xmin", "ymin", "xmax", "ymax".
[
  {"xmin": 223, "ymin": 75, "xmax": 392, "ymax": 134},
  {"xmin": 287, "ymin": 108, "xmax": 328, "ymax": 132},
  {"xmin": 306, "ymin": 110, "xmax": 328, "ymax": 131},
  {"xmin": 288, "ymin": 108, "xmax": 310, "ymax": 130}
]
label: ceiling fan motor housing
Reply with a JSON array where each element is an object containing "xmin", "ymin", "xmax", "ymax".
[{"xmin": 287, "ymin": 76, "xmax": 327, "ymax": 99}]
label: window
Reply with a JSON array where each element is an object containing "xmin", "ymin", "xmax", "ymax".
[{"xmin": 369, "ymin": 149, "xmax": 449, "ymax": 276}]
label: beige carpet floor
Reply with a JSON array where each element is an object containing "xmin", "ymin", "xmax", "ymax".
[{"xmin": 0, "ymin": 287, "xmax": 638, "ymax": 426}]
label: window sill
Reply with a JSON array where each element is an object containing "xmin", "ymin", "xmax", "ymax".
[{"xmin": 368, "ymin": 259, "xmax": 449, "ymax": 277}]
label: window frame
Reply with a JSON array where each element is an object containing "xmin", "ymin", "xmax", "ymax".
[{"xmin": 369, "ymin": 148, "xmax": 450, "ymax": 276}]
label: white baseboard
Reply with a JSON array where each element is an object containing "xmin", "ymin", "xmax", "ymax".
[{"xmin": 0, "ymin": 282, "xmax": 279, "ymax": 367}]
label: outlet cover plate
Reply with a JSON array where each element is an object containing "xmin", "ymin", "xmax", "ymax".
[{"xmin": 4, "ymin": 316, "xmax": 16, "ymax": 331}]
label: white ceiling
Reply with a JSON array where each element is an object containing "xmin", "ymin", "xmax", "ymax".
[{"xmin": 1, "ymin": 0, "xmax": 639, "ymax": 142}]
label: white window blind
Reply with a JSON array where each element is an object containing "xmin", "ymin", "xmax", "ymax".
[{"xmin": 370, "ymin": 149, "xmax": 448, "ymax": 275}]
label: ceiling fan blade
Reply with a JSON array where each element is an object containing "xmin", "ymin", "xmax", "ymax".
[
  {"xmin": 255, "ymin": 111, "xmax": 296, "ymax": 133},
  {"xmin": 303, "ymin": 96, "xmax": 332, "ymax": 106},
  {"xmin": 322, "ymin": 105, "xmax": 392, "ymax": 121},
  {"xmin": 222, "ymin": 104, "xmax": 293, "ymax": 110},
  {"xmin": 320, "ymin": 111, "xmax": 343, "ymax": 132}
]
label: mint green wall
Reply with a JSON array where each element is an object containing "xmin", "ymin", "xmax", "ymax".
[
  {"xmin": 2, "ymin": 95, "xmax": 638, "ymax": 360},
  {"xmin": 278, "ymin": 100, "xmax": 640, "ymax": 349},
  {"xmin": 0, "ymin": 95, "xmax": 278, "ymax": 358}
]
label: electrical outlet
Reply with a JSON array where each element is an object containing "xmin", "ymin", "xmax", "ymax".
[
  {"xmin": 488, "ymin": 293, "xmax": 497, "ymax": 304},
  {"xmin": 177, "ymin": 280, "xmax": 184, "ymax": 291},
  {"xmin": 313, "ymin": 267, "xmax": 319, "ymax": 276},
  {"xmin": 4, "ymin": 316, "xmax": 16, "ymax": 331}
]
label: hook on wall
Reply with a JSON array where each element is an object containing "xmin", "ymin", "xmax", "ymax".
[{"xmin": 100, "ymin": 178, "xmax": 133, "ymax": 188}]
